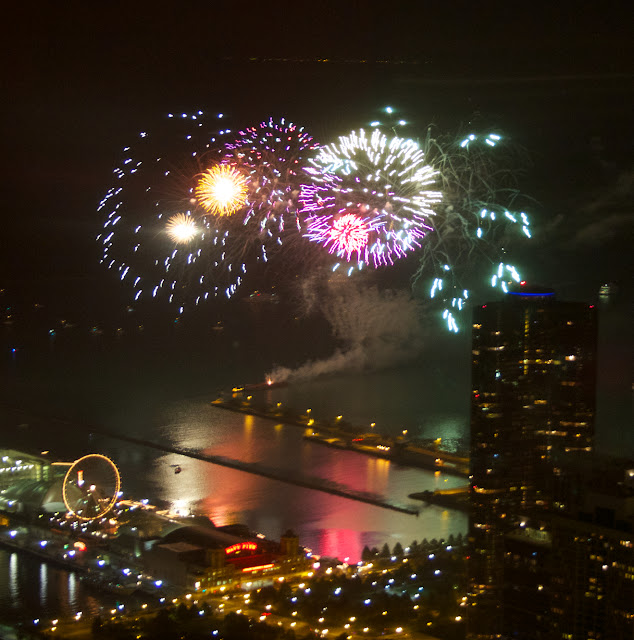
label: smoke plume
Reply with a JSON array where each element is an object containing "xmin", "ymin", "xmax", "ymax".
[{"xmin": 268, "ymin": 277, "xmax": 427, "ymax": 383}]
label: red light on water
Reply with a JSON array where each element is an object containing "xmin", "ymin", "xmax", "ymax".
[{"xmin": 520, "ymin": 280, "xmax": 526, "ymax": 286}]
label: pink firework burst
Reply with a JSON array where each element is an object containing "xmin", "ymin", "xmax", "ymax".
[{"xmin": 329, "ymin": 213, "xmax": 369, "ymax": 259}]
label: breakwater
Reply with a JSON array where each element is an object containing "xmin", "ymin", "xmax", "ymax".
[
  {"xmin": 94, "ymin": 429, "xmax": 419, "ymax": 516},
  {"xmin": 408, "ymin": 489, "xmax": 471, "ymax": 513},
  {"xmin": 0, "ymin": 403, "xmax": 419, "ymax": 515}
]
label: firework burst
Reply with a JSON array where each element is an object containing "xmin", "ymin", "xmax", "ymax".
[
  {"xmin": 412, "ymin": 126, "xmax": 533, "ymax": 332},
  {"xmin": 166, "ymin": 213, "xmax": 198, "ymax": 243},
  {"xmin": 301, "ymin": 128, "xmax": 441, "ymax": 269},
  {"xmin": 307, "ymin": 211, "xmax": 371, "ymax": 262},
  {"xmin": 97, "ymin": 110, "xmax": 253, "ymax": 309},
  {"xmin": 195, "ymin": 165, "xmax": 248, "ymax": 216},
  {"xmin": 223, "ymin": 118, "xmax": 319, "ymax": 245}
]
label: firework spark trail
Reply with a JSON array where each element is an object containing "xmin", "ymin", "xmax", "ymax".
[
  {"xmin": 411, "ymin": 126, "xmax": 533, "ymax": 332},
  {"xmin": 301, "ymin": 128, "xmax": 441, "ymax": 270},
  {"xmin": 305, "ymin": 211, "xmax": 377, "ymax": 264}
]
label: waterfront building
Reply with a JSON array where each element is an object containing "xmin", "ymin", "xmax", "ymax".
[
  {"xmin": 143, "ymin": 522, "xmax": 309, "ymax": 590},
  {"xmin": 0, "ymin": 449, "xmax": 54, "ymax": 491},
  {"xmin": 0, "ymin": 454, "xmax": 66, "ymax": 518},
  {"xmin": 0, "ymin": 449, "xmax": 311, "ymax": 596},
  {"xmin": 467, "ymin": 285, "xmax": 598, "ymax": 638}
]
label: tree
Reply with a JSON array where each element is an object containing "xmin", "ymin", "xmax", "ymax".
[
  {"xmin": 144, "ymin": 608, "xmax": 178, "ymax": 640},
  {"xmin": 91, "ymin": 615, "xmax": 103, "ymax": 637}
]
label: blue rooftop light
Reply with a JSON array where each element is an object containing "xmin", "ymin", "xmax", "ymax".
[{"xmin": 507, "ymin": 291, "xmax": 555, "ymax": 297}]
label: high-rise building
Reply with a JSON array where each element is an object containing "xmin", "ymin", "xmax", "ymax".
[
  {"xmin": 549, "ymin": 475, "xmax": 634, "ymax": 640},
  {"xmin": 467, "ymin": 286, "xmax": 598, "ymax": 638}
]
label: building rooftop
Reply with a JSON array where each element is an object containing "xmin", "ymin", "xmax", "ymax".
[
  {"xmin": 155, "ymin": 541, "xmax": 204, "ymax": 555},
  {"xmin": 161, "ymin": 523, "xmax": 260, "ymax": 550}
]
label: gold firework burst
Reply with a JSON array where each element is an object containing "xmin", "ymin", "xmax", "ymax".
[
  {"xmin": 166, "ymin": 213, "xmax": 198, "ymax": 243},
  {"xmin": 195, "ymin": 165, "xmax": 248, "ymax": 216}
]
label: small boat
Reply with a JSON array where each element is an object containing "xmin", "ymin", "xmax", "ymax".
[
  {"xmin": 244, "ymin": 379, "xmax": 288, "ymax": 391},
  {"xmin": 174, "ymin": 466, "xmax": 182, "ymax": 474}
]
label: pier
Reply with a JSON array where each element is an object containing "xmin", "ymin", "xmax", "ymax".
[{"xmin": 211, "ymin": 393, "xmax": 470, "ymax": 477}]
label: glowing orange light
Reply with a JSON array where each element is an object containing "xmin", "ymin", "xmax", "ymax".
[
  {"xmin": 62, "ymin": 454, "xmax": 121, "ymax": 521},
  {"xmin": 242, "ymin": 563, "xmax": 275, "ymax": 573},
  {"xmin": 195, "ymin": 165, "xmax": 248, "ymax": 216},
  {"xmin": 166, "ymin": 213, "xmax": 197, "ymax": 243}
]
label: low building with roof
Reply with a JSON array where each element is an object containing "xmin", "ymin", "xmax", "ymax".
[
  {"xmin": 0, "ymin": 449, "xmax": 54, "ymax": 490},
  {"xmin": 142, "ymin": 520, "xmax": 307, "ymax": 590},
  {"xmin": 0, "ymin": 450, "xmax": 311, "ymax": 592}
]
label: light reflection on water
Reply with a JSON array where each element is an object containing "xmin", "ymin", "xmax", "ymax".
[
  {"xmin": 259, "ymin": 363, "xmax": 470, "ymax": 453},
  {"xmin": 2, "ymin": 359, "xmax": 470, "ymax": 622},
  {"xmin": 9, "ymin": 553, "xmax": 18, "ymax": 601},
  {"xmin": 0, "ymin": 549, "xmax": 106, "ymax": 625},
  {"xmin": 68, "ymin": 572, "xmax": 78, "ymax": 612},
  {"xmin": 40, "ymin": 563, "xmax": 47, "ymax": 607},
  {"xmin": 100, "ymin": 396, "xmax": 469, "ymax": 563}
]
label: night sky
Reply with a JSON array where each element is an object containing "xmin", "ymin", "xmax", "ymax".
[{"xmin": 3, "ymin": 2, "xmax": 633, "ymax": 305}]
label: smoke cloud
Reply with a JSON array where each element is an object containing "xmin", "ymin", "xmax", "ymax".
[{"xmin": 268, "ymin": 277, "xmax": 428, "ymax": 383}]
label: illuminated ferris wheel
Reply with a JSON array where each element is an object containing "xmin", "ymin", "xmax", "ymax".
[{"xmin": 62, "ymin": 454, "xmax": 121, "ymax": 521}]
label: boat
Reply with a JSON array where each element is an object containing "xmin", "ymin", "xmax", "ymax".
[{"xmin": 244, "ymin": 379, "xmax": 288, "ymax": 391}]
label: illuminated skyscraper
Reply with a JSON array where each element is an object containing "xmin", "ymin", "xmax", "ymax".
[
  {"xmin": 549, "ymin": 473, "xmax": 634, "ymax": 640},
  {"xmin": 466, "ymin": 285, "xmax": 598, "ymax": 639}
]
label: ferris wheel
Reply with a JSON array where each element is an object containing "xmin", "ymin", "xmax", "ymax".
[{"xmin": 62, "ymin": 454, "xmax": 121, "ymax": 521}]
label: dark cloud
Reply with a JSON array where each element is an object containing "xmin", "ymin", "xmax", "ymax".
[{"xmin": 568, "ymin": 169, "xmax": 634, "ymax": 248}]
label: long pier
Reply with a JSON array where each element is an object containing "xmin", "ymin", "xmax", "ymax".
[
  {"xmin": 211, "ymin": 396, "xmax": 470, "ymax": 477},
  {"xmin": 94, "ymin": 429, "xmax": 419, "ymax": 516}
]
